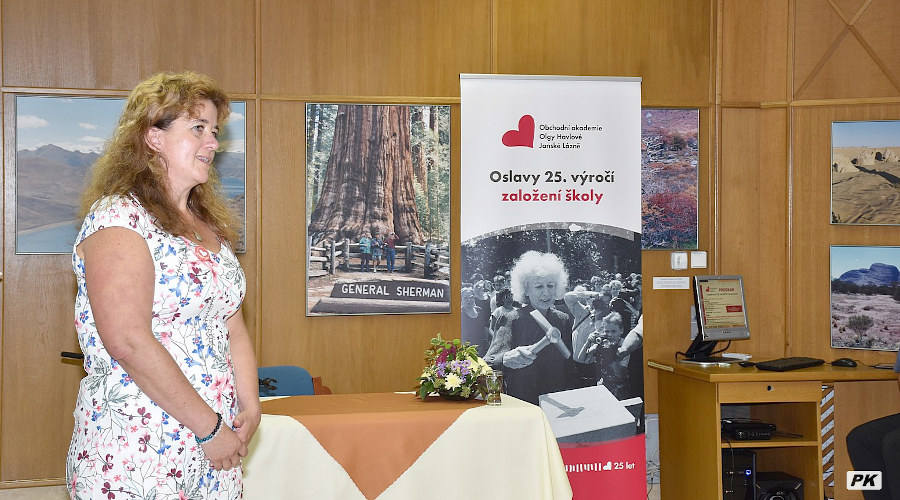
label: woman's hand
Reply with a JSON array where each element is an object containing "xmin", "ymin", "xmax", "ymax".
[
  {"xmin": 503, "ymin": 346, "xmax": 537, "ymax": 368},
  {"xmin": 201, "ymin": 426, "xmax": 244, "ymax": 471},
  {"xmin": 233, "ymin": 408, "xmax": 262, "ymax": 454}
]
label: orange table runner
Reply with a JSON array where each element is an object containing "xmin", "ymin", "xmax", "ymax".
[{"xmin": 261, "ymin": 393, "xmax": 484, "ymax": 499}]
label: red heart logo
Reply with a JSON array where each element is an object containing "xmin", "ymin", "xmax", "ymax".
[{"xmin": 502, "ymin": 115, "xmax": 535, "ymax": 148}]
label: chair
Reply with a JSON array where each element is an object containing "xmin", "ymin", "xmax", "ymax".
[{"xmin": 258, "ymin": 365, "xmax": 331, "ymax": 397}]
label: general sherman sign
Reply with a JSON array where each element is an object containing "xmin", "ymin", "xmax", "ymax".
[{"xmin": 330, "ymin": 280, "xmax": 449, "ymax": 302}]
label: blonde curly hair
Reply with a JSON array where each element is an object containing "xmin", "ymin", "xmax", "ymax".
[{"xmin": 79, "ymin": 71, "xmax": 238, "ymax": 243}]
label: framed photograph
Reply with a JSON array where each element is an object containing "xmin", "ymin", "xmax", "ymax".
[
  {"xmin": 831, "ymin": 120, "xmax": 900, "ymax": 225},
  {"xmin": 830, "ymin": 245, "xmax": 900, "ymax": 350},
  {"xmin": 640, "ymin": 108, "xmax": 699, "ymax": 249},
  {"xmin": 15, "ymin": 96, "xmax": 247, "ymax": 254},
  {"xmin": 305, "ymin": 103, "xmax": 451, "ymax": 316}
]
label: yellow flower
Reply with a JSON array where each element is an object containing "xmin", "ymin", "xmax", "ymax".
[{"xmin": 444, "ymin": 373, "xmax": 462, "ymax": 390}]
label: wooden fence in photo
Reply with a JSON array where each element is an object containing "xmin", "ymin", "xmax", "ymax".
[{"xmin": 308, "ymin": 238, "xmax": 450, "ymax": 279}]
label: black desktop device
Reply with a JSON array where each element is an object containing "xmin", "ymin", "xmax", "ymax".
[
  {"xmin": 721, "ymin": 418, "xmax": 776, "ymax": 440},
  {"xmin": 680, "ymin": 275, "xmax": 751, "ymax": 364},
  {"xmin": 722, "ymin": 449, "xmax": 755, "ymax": 500}
]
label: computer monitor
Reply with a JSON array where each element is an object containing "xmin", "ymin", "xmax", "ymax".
[{"xmin": 681, "ymin": 275, "xmax": 750, "ymax": 363}]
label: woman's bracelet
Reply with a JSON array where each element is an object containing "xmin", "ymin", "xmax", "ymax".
[{"xmin": 195, "ymin": 412, "xmax": 223, "ymax": 445}]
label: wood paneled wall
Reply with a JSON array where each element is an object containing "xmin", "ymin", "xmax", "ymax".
[
  {"xmin": 719, "ymin": 0, "xmax": 900, "ymax": 371},
  {"xmin": 1, "ymin": 0, "xmax": 895, "ymax": 487}
]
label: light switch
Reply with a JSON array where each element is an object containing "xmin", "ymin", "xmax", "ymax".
[
  {"xmin": 670, "ymin": 251, "xmax": 688, "ymax": 270},
  {"xmin": 690, "ymin": 251, "xmax": 708, "ymax": 268}
]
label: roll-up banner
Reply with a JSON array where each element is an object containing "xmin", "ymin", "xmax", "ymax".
[{"xmin": 460, "ymin": 74, "xmax": 645, "ymax": 498}]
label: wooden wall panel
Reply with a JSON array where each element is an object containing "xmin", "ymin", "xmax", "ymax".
[
  {"xmin": 259, "ymin": 0, "xmax": 492, "ymax": 98},
  {"xmin": 718, "ymin": 108, "xmax": 789, "ymax": 358},
  {"xmin": 494, "ymin": 0, "xmax": 713, "ymax": 104},
  {"xmin": 1, "ymin": 0, "xmax": 256, "ymax": 92},
  {"xmin": 0, "ymin": 93, "xmax": 81, "ymax": 482},
  {"xmin": 258, "ymin": 100, "xmax": 462, "ymax": 394},
  {"xmin": 790, "ymin": 104, "xmax": 900, "ymax": 364},
  {"xmin": 719, "ymin": 0, "xmax": 788, "ymax": 103},
  {"xmin": 793, "ymin": 0, "xmax": 900, "ymax": 100}
]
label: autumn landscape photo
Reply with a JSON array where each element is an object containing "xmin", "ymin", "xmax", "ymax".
[{"xmin": 640, "ymin": 108, "xmax": 699, "ymax": 249}]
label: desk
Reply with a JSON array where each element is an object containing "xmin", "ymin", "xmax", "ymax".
[
  {"xmin": 648, "ymin": 359, "xmax": 897, "ymax": 500},
  {"xmin": 243, "ymin": 392, "xmax": 573, "ymax": 500}
]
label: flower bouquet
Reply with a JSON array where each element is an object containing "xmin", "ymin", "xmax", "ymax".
[{"xmin": 417, "ymin": 334, "xmax": 493, "ymax": 401}]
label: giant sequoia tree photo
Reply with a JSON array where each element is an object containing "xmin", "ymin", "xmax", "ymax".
[
  {"xmin": 304, "ymin": 103, "xmax": 452, "ymax": 316},
  {"xmin": 307, "ymin": 104, "xmax": 440, "ymax": 246}
]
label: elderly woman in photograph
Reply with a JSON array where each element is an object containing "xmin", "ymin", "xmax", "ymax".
[{"xmin": 485, "ymin": 251, "xmax": 574, "ymax": 405}]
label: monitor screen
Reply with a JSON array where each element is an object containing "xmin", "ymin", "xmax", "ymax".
[
  {"xmin": 680, "ymin": 275, "xmax": 750, "ymax": 363},
  {"xmin": 695, "ymin": 275, "xmax": 750, "ymax": 341}
]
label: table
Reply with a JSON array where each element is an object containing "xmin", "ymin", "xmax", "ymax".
[
  {"xmin": 648, "ymin": 358, "xmax": 898, "ymax": 500},
  {"xmin": 243, "ymin": 392, "xmax": 573, "ymax": 500}
]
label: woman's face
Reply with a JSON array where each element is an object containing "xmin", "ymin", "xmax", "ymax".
[
  {"xmin": 148, "ymin": 99, "xmax": 219, "ymax": 198},
  {"xmin": 524, "ymin": 275, "xmax": 557, "ymax": 312}
]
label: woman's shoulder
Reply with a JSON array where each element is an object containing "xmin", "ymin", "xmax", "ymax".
[
  {"xmin": 78, "ymin": 194, "xmax": 154, "ymax": 242},
  {"xmin": 88, "ymin": 194, "xmax": 145, "ymax": 218}
]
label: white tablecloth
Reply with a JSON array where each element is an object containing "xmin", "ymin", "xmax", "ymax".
[{"xmin": 243, "ymin": 394, "xmax": 572, "ymax": 500}]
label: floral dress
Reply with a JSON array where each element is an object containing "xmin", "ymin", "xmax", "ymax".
[{"xmin": 67, "ymin": 195, "xmax": 246, "ymax": 500}]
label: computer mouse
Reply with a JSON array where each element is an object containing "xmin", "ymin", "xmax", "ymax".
[{"xmin": 831, "ymin": 358, "xmax": 857, "ymax": 368}]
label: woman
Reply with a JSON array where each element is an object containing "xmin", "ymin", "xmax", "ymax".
[
  {"xmin": 484, "ymin": 251, "xmax": 573, "ymax": 405},
  {"xmin": 67, "ymin": 72, "xmax": 259, "ymax": 500}
]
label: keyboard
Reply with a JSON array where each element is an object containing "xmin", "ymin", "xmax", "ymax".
[{"xmin": 754, "ymin": 356, "xmax": 825, "ymax": 372}]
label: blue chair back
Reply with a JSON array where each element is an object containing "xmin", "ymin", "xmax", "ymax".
[{"xmin": 258, "ymin": 365, "xmax": 315, "ymax": 396}]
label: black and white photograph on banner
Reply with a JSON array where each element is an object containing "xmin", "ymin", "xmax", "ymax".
[
  {"xmin": 461, "ymin": 222, "xmax": 644, "ymax": 441},
  {"xmin": 305, "ymin": 103, "xmax": 452, "ymax": 316}
]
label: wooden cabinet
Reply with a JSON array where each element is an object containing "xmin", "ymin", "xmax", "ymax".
[{"xmin": 650, "ymin": 360, "xmax": 896, "ymax": 500}]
